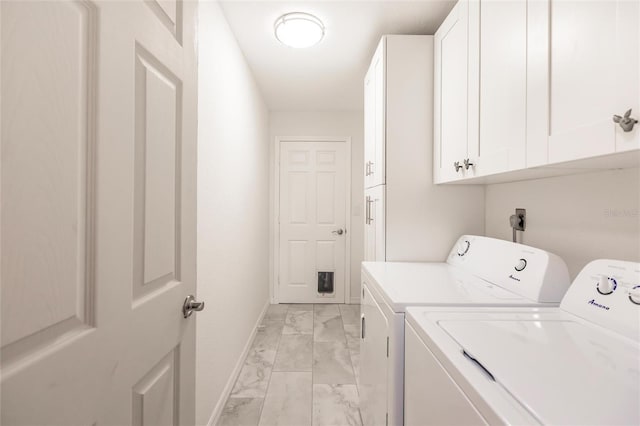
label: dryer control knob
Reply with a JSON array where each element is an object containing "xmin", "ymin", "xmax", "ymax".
[
  {"xmin": 629, "ymin": 286, "xmax": 640, "ymax": 305},
  {"xmin": 457, "ymin": 240, "xmax": 470, "ymax": 256},
  {"xmin": 597, "ymin": 275, "xmax": 616, "ymax": 295},
  {"xmin": 514, "ymin": 259, "xmax": 527, "ymax": 272}
]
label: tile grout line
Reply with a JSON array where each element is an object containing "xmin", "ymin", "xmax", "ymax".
[
  {"xmin": 311, "ymin": 303, "xmax": 315, "ymax": 426},
  {"xmin": 255, "ymin": 304, "xmax": 289, "ymax": 426}
]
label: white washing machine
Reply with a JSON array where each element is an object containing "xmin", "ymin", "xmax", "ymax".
[
  {"xmin": 359, "ymin": 235, "xmax": 571, "ymax": 426},
  {"xmin": 404, "ymin": 259, "xmax": 640, "ymax": 425}
]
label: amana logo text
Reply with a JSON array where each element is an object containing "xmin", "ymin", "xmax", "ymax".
[{"xmin": 588, "ymin": 299, "xmax": 610, "ymax": 311}]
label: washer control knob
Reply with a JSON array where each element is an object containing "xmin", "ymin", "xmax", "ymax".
[
  {"xmin": 514, "ymin": 258, "xmax": 527, "ymax": 272},
  {"xmin": 629, "ymin": 286, "xmax": 640, "ymax": 305},
  {"xmin": 457, "ymin": 240, "xmax": 470, "ymax": 257},
  {"xmin": 597, "ymin": 275, "xmax": 617, "ymax": 295}
]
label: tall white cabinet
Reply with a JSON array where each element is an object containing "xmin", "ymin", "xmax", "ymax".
[{"xmin": 363, "ymin": 35, "xmax": 484, "ymax": 262}]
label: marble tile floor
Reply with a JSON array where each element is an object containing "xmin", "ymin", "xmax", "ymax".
[{"xmin": 218, "ymin": 304, "xmax": 362, "ymax": 426}]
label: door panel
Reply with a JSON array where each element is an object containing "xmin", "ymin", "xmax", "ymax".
[
  {"xmin": 472, "ymin": 0, "xmax": 527, "ymax": 175},
  {"xmin": 132, "ymin": 348, "xmax": 179, "ymax": 426},
  {"xmin": 1, "ymin": 0, "xmax": 96, "ymax": 349},
  {"xmin": 0, "ymin": 1, "xmax": 198, "ymax": 424},
  {"xmin": 434, "ymin": 0, "xmax": 469, "ymax": 183},
  {"xmin": 364, "ymin": 39, "xmax": 385, "ymax": 189},
  {"xmin": 546, "ymin": 0, "xmax": 639, "ymax": 162},
  {"xmin": 279, "ymin": 141, "xmax": 347, "ymax": 303},
  {"xmin": 364, "ymin": 185, "xmax": 385, "ymax": 262},
  {"xmin": 359, "ymin": 283, "xmax": 389, "ymax": 426},
  {"xmin": 372, "ymin": 41, "xmax": 386, "ymax": 188},
  {"xmin": 364, "ymin": 69, "xmax": 374, "ymax": 188}
]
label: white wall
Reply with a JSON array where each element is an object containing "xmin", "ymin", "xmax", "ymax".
[
  {"xmin": 196, "ymin": 2, "xmax": 270, "ymax": 425},
  {"xmin": 485, "ymin": 168, "xmax": 640, "ymax": 279},
  {"xmin": 269, "ymin": 111, "xmax": 364, "ymax": 303}
]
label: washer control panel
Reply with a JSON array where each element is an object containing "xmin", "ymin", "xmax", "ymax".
[
  {"xmin": 596, "ymin": 275, "xmax": 617, "ymax": 295},
  {"xmin": 457, "ymin": 240, "xmax": 470, "ymax": 257},
  {"xmin": 446, "ymin": 235, "xmax": 570, "ymax": 304},
  {"xmin": 629, "ymin": 286, "xmax": 640, "ymax": 305},
  {"xmin": 561, "ymin": 259, "xmax": 640, "ymax": 341},
  {"xmin": 514, "ymin": 258, "xmax": 527, "ymax": 272}
]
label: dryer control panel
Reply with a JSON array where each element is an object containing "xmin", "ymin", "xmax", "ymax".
[
  {"xmin": 561, "ymin": 259, "xmax": 640, "ymax": 342},
  {"xmin": 446, "ymin": 235, "xmax": 570, "ymax": 304}
]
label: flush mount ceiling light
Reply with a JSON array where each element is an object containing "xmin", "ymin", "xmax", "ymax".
[{"xmin": 274, "ymin": 12, "xmax": 325, "ymax": 48}]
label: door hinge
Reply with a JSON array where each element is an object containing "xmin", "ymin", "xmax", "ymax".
[{"xmin": 386, "ymin": 336, "xmax": 389, "ymax": 358}]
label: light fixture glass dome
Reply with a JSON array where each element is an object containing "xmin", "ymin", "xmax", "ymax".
[{"xmin": 274, "ymin": 12, "xmax": 325, "ymax": 48}]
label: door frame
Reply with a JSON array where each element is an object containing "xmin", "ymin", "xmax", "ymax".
[{"xmin": 272, "ymin": 136, "xmax": 352, "ymax": 304}]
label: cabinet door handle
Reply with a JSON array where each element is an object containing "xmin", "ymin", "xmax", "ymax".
[
  {"xmin": 365, "ymin": 161, "xmax": 375, "ymax": 176},
  {"xmin": 613, "ymin": 109, "xmax": 638, "ymax": 132},
  {"xmin": 464, "ymin": 158, "xmax": 474, "ymax": 170},
  {"xmin": 365, "ymin": 196, "xmax": 371, "ymax": 225},
  {"xmin": 361, "ymin": 314, "xmax": 366, "ymax": 339},
  {"xmin": 454, "ymin": 161, "xmax": 462, "ymax": 172},
  {"xmin": 365, "ymin": 197, "xmax": 374, "ymax": 225}
]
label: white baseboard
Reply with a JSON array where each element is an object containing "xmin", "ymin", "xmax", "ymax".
[
  {"xmin": 206, "ymin": 300, "xmax": 270, "ymax": 426},
  {"xmin": 350, "ymin": 296, "xmax": 361, "ymax": 304}
]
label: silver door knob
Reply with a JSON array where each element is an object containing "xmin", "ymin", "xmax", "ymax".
[
  {"xmin": 183, "ymin": 295, "xmax": 205, "ymax": 318},
  {"xmin": 332, "ymin": 228, "xmax": 344, "ymax": 235}
]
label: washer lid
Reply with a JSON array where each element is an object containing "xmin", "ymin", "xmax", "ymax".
[
  {"xmin": 440, "ymin": 318, "xmax": 640, "ymax": 425},
  {"xmin": 362, "ymin": 262, "xmax": 534, "ymax": 313}
]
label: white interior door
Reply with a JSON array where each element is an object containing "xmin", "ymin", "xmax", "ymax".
[
  {"xmin": 278, "ymin": 140, "xmax": 348, "ymax": 304},
  {"xmin": 1, "ymin": 1, "xmax": 198, "ymax": 424}
]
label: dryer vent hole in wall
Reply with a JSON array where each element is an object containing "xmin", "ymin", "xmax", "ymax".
[{"xmin": 318, "ymin": 271, "xmax": 334, "ymax": 294}]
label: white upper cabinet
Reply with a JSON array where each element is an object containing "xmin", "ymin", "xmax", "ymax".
[
  {"xmin": 434, "ymin": 0, "xmax": 472, "ymax": 182},
  {"xmin": 470, "ymin": 0, "xmax": 527, "ymax": 175},
  {"xmin": 364, "ymin": 39, "xmax": 386, "ymax": 189},
  {"xmin": 529, "ymin": 0, "xmax": 639, "ymax": 164},
  {"xmin": 436, "ymin": 0, "xmax": 528, "ymax": 183},
  {"xmin": 436, "ymin": 0, "xmax": 639, "ymax": 184}
]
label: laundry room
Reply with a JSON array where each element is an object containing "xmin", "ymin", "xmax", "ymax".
[{"xmin": 1, "ymin": 0, "xmax": 638, "ymax": 425}]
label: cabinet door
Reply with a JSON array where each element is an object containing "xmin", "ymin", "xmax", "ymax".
[
  {"xmin": 364, "ymin": 186, "xmax": 385, "ymax": 262},
  {"xmin": 468, "ymin": 0, "xmax": 527, "ymax": 175},
  {"xmin": 364, "ymin": 192, "xmax": 376, "ymax": 261},
  {"xmin": 366, "ymin": 38, "xmax": 386, "ymax": 188},
  {"xmin": 364, "ymin": 66, "xmax": 375, "ymax": 188},
  {"xmin": 434, "ymin": 0, "xmax": 470, "ymax": 183},
  {"xmin": 530, "ymin": 0, "xmax": 640, "ymax": 163},
  {"xmin": 359, "ymin": 284, "xmax": 389, "ymax": 426}
]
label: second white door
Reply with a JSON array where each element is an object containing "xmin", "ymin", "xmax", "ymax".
[{"xmin": 278, "ymin": 140, "xmax": 348, "ymax": 303}]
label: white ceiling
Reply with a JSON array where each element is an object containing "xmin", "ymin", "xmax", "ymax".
[{"xmin": 219, "ymin": 1, "xmax": 456, "ymax": 111}]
